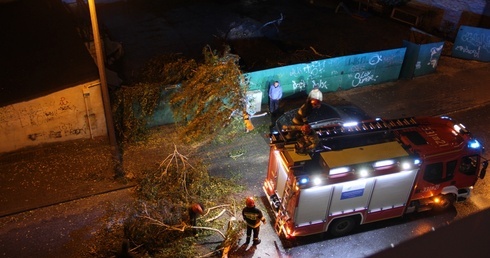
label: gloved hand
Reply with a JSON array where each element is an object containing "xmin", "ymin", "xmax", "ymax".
[{"xmin": 262, "ymin": 218, "xmax": 266, "ymax": 224}]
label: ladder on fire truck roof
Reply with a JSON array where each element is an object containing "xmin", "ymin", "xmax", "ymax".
[{"xmin": 315, "ymin": 117, "xmax": 419, "ymax": 138}]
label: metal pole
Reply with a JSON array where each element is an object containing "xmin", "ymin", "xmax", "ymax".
[{"xmin": 87, "ymin": 0, "xmax": 124, "ymax": 178}]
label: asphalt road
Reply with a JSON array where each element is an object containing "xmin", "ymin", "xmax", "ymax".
[
  {"xmin": 2, "ymin": 0, "xmax": 490, "ymax": 257},
  {"xmin": 1, "ymin": 56, "xmax": 489, "ymax": 258}
]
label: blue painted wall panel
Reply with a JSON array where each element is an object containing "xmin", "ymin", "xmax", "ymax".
[
  {"xmin": 401, "ymin": 40, "xmax": 444, "ymax": 78},
  {"xmin": 400, "ymin": 41, "xmax": 420, "ymax": 79},
  {"xmin": 245, "ymin": 48, "xmax": 407, "ymax": 103},
  {"xmin": 452, "ymin": 25, "xmax": 490, "ymax": 62},
  {"xmin": 414, "ymin": 42, "xmax": 444, "ymax": 77}
]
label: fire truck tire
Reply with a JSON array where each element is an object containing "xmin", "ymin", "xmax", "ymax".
[
  {"xmin": 435, "ymin": 194, "xmax": 456, "ymax": 211},
  {"xmin": 329, "ymin": 217, "xmax": 358, "ymax": 237}
]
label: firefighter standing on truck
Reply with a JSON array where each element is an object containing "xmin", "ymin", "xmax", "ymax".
[
  {"xmin": 296, "ymin": 124, "xmax": 319, "ymax": 154},
  {"xmin": 282, "ymin": 124, "xmax": 320, "ymax": 154},
  {"xmin": 242, "ymin": 197, "xmax": 266, "ymax": 245}
]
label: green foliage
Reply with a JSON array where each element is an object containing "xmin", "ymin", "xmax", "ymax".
[
  {"xmin": 220, "ymin": 218, "xmax": 246, "ymax": 254},
  {"xmin": 107, "ymin": 46, "xmax": 250, "ymax": 256},
  {"xmin": 113, "ymin": 47, "xmax": 248, "ymax": 145},
  {"xmin": 123, "ymin": 199, "xmax": 192, "ymax": 256},
  {"xmin": 120, "ymin": 147, "xmax": 244, "ymax": 256},
  {"xmin": 112, "ymin": 54, "xmax": 197, "ymax": 143},
  {"xmin": 112, "ymin": 82, "xmax": 163, "ymax": 143},
  {"xmin": 137, "ymin": 53, "xmax": 197, "ymax": 84},
  {"xmin": 212, "ymin": 114, "xmax": 247, "ymax": 144},
  {"xmin": 170, "ymin": 45, "xmax": 247, "ymax": 143},
  {"xmin": 229, "ymin": 148, "xmax": 246, "ymax": 160},
  {"xmin": 136, "ymin": 151, "xmax": 209, "ymax": 202}
]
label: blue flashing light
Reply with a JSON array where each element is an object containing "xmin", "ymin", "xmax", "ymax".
[
  {"xmin": 299, "ymin": 177, "xmax": 309, "ymax": 184},
  {"xmin": 468, "ymin": 139, "xmax": 481, "ymax": 149}
]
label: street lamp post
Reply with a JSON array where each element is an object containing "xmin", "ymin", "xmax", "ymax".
[{"xmin": 87, "ymin": 0, "xmax": 124, "ymax": 178}]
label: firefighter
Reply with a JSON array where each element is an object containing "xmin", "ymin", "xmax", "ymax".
[
  {"xmin": 291, "ymin": 98, "xmax": 322, "ymax": 126},
  {"xmin": 189, "ymin": 203, "xmax": 205, "ymax": 235},
  {"xmin": 242, "ymin": 197, "xmax": 266, "ymax": 245},
  {"xmin": 296, "ymin": 124, "xmax": 320, "ymax": 154}
]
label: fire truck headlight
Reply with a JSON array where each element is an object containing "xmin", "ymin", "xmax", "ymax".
[
  {"xmin": 453, "ymin": 124, "xmax": 462, "ymax": 133},
  {"xmin": 313, "ymin": 177, "xmax": 322, "ymax": 186},
  {"xmin": 468, "ymin": 139, "xmax": 481, "ymax": 149},
  {"xmin": 414, "ymin": 159, "xmax": 421, "ymax": 165},
  {"xmin": 359, "ymin": 168, "xmax": 369, "ymax": 177},
  {"xmin": 330, "ymin": 167, "xmax": 350, "ymax": 175},
  {"xmin": 374, "ymin": 159, "xmax": 395, "ymax": 168},
  {"xmin": 401, "ymin": 162, "xmax": 411, "ymax": 170},
  {"xmin": 453, "ymin": 123, "xmax": 469, "ymax": 134}
]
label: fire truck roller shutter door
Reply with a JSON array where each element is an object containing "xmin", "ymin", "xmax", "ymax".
[
  {"xmin": 295, "ymin": 185, "xmax": 334, "ymax": 227},
  {"xmin": 276, "ymin": 163, "xmax": 288, "ymax": 200}
]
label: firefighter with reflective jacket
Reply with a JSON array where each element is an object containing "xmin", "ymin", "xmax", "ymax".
[
  {"xmin": 286, "ymin": 96, "xmax": 321, "ymax": 140},
  {"xmin": 242, "ymin": 197, "xmax": 266, "ymax": 245},
  {"xmin": 292, "ymin": 96, "xmax": 322, "ymax": 126},
  {"xmin": 296, "ymin": 124, "xmax": 320, "ymax": 154},
  {"xmin": 282, "ymin": 124, "xmax": 320, "ymax": 154}
]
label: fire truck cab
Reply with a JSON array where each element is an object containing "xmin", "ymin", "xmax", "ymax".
[{"xmin": 263, "ymin": 115, "xmax": 487, "ymax": 238}]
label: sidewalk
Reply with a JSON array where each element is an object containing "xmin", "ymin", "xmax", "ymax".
[
  {"xmin": 0, "ymin": 137, "xmax": 133, "ymax": 218},
  {"xmin": 327, "ymin": 55, "xmax": 490, "ymax": 119}
]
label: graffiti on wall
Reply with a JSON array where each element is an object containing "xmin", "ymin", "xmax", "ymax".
[
  {"xmin": 0, "ymin": 97, "xmax": 77, "ymax": 128},
  {"xmin": 452, "ymin": 25, "xmax": 490, "ymax": 62},
  {"xmin": 0, "ymin": 96, "xmax": 90, "ymax": 142},
  {"xmin": 245, "ymin": 48, "xmax": 406, "ymax": 103},
  {"xmin": 27, "ymin": 122, "xmax": 89, "ymax": 141}
]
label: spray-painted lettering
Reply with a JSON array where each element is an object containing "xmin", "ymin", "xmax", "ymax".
[
  {"xmin": 292, "ymin": 80, "xmax": 306, "ymax": 91},
  {"xmin": 461, "ymin": 32, "xmax": 490, "ymax": 53},
  {"xmin": 311, "ymin": 79, "xmax": 329, "ymax": 90},
  {"xmin": 454, "ymin": 45, "xmax": 481, "ymax": 58},
  {"xmin": 352, "ymin": 71, "xmax": 377, "ymax": 87}
]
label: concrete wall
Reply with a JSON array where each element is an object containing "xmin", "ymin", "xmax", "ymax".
[
  {"xmin": 0, "ymin": 80, "xmax": 108, "ymax": 153},
  {"xmin": 245, "ymin": 48, "xmax": 407, "ymax": 104},
  {"xmin": 410, "ymin": 0, "xmax": 489, "ymax": 30}
]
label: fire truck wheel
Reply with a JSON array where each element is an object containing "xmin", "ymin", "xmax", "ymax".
[
  {"xmin": 329, "ymin": 217, "xmax": 358, "ymax": 237},
  {"xmin": 435, "ymin": 194, "xmax": 456, "ymax": 211}
]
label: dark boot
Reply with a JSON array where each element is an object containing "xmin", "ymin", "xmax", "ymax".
[
  {"xmin": 244, "ymin": 236, "xmax": 250, "ymax": 244},
  {"xmin": 253, "ymin": 238, "xmax": 261, "ymax": 245}
]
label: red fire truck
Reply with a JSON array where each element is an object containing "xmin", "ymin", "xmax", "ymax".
[{"xmin": 263, "ymin": 115, "xmax": 487, "ymax": 238}]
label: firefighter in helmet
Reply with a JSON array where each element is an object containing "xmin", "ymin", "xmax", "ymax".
[
  {"xmin": 296, "ymin": 124, "xmax": 320, "ymax": 154},
  {"xmin": 189, "ymin": 203, "xmax": 205, "ymax": 235},
  {"xmin": 242, "ymin": 196, "xmax": 266, "ymax": 245},
  {"xmin": 292, "ymin": 98, "xmax": 322, "ymax": 126}
]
